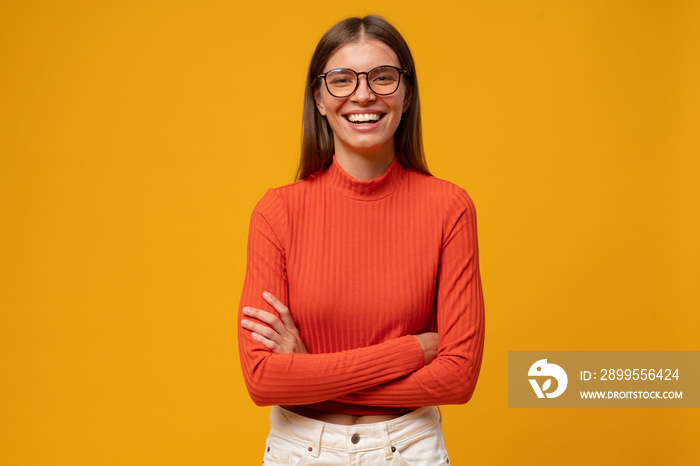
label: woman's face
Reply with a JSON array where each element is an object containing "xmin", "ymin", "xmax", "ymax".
[{"xmin": 315, "ymin": 39, "xmax": 411, "ymax": 161}]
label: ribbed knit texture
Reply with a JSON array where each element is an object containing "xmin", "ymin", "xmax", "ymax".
[{"xmin": 238, "ymin": 156, "xmax": 485, "ymax": 415}]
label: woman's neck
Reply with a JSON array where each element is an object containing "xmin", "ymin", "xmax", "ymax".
[{"xmin": 334, "ymin": 150, "xmax": 396, "ymax": 181}]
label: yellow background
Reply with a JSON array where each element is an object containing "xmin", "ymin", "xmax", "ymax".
[{"xmin": 2, "ymin": 1, "xmax": 698, "ymax": 464}]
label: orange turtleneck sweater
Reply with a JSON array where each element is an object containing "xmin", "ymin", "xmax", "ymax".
[{"xmin": 238, "ymin": 156, "xmax": 485, "ymax": 415}]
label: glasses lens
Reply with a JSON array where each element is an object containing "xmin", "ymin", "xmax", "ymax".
[
  {"xmin": 325, "ymin": 69, "xmax": 357, "ymax": 97},
  {"xmin": 367, "ymin": 66, "xmax": 400, "ymax": 95}
]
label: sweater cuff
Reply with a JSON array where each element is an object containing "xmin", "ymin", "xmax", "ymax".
[{"xmin": 402, "ymin": 335, "xmax": 425, "ymax": 370}]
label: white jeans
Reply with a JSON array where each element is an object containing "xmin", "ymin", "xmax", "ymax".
[{"xmin": 263, "ymin": 406, "xmax": 450, "ymax": 465}]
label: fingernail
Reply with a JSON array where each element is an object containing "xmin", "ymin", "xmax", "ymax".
[
  {"xmin": 262, "ymin": 291, "xmax": 271, "ymax": 299},
  {"xmin": 242, "ymin": 307, "xmax": 250, "ymax": 314},
  {"xmin": 241, "ymin": 319, "xmax": 249, "ymax": 326}
]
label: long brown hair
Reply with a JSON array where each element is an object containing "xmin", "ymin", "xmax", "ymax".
[{"xmin": 297, "ymin": 16, "xmax": 430, "ymax": 180}]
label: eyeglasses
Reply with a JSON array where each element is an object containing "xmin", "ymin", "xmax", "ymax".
[{"xmin": 317, "ymin": 65, "xmax": 409, "ymax": 98}]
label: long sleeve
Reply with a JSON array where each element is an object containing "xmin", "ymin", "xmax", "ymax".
[
  {"xmin": 334, "ymin": 190, "xmax": 485, "ymax": 407},
  {"xmin": 237, "ymin": 190, "xmax": 425, "ymax": 406},
  {"xmin": 237, "ymin": 158, "xmax": 485, "ymax": 414}
]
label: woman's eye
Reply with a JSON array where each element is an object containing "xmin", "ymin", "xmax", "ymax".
[
  {"xmin": 331, "ymin": 78, "xmax": 352, "ymax": 84},
  {"xmin": 329, "ymin": 74, "xmax": 354, "ymax": 86},
  {"xmin": 372, "ymin": 75, "xmax": 396, "ymax": 84}
]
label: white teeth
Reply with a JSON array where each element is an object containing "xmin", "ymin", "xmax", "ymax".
[{"xmin": 346, "ymin": 113, "xmax": 381, "ymax": 123}]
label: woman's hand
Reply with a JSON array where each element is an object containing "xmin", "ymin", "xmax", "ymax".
[
  {"xmin": 241, "ymin": 291, "xmax": 308, "ymax": 354},
  {"xmin": 413, "ymin": 332, "xmax": 439, "ymax": 366}
]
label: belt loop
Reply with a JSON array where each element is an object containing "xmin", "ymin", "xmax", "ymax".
[
  {"xmin": 310, "ymin": 422, "xmax": 323, "ymax": 458},
  {"xmin": 381, "ymin": 422, "xmax": 395, "ymax": 460},
  {"xmin": 436, "ymin": 405, "xmax": 442, "ymax": 424}
]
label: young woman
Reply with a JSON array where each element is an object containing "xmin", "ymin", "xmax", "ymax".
[{"xmin": 238, "ymin": 15, "xmax": 485, "ymax": 465}]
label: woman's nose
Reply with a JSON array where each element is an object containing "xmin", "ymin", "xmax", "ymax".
[{"xmin": 351, "ymin": 75, "xmax": 376, "ymax": 103}]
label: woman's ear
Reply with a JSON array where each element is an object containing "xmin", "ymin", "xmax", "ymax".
[
  {"xmin": 402, "ymin": 85, "xmax": 412, "ymax": 113},
  {"xmin": 314, "ymin": 89, "xmax": 327, "ymax": 116}
]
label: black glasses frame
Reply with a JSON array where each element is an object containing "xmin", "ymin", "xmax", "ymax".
[{"xmin": 317, "ymin": 65, "xmax": 410, "ymax": 98}]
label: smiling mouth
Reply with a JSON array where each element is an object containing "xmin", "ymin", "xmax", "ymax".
[{"xmin": 344, "ymin": 113, "xmax": 385, "ymax": 125}]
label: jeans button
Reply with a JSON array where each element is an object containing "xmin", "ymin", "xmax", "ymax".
[{"xmin": 351, "ymin": 433, "xmax": 360, "ymax": 444}]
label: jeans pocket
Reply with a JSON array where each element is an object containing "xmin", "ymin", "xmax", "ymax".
[
  {"xmin": 263, "ymin": 432, "xmax": 312, "ymax": 466},
  {"xmin": 262, "ymin": 449, "xmax": 288, "ymax": 466},
  {"xmin": 391, "ymin": 425, "xmax": 450, "ymax": 466},
  {"xmin": 263, "ymin": 445, "xmax": 289, "ymax": 466}
]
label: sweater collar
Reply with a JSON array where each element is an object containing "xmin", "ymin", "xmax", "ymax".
[{"xmin": 325, "ymin": 155, "xmax": 406, "ymax": 201}]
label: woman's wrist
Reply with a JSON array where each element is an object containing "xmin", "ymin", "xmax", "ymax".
[{"xmin": 413, "ymin": 333, "xmax": 439, "ymax": 366}]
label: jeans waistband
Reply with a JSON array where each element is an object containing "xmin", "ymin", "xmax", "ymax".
[{"xmin": 269, "ymin": 406, "xmax": 441, "ymax": 459}]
